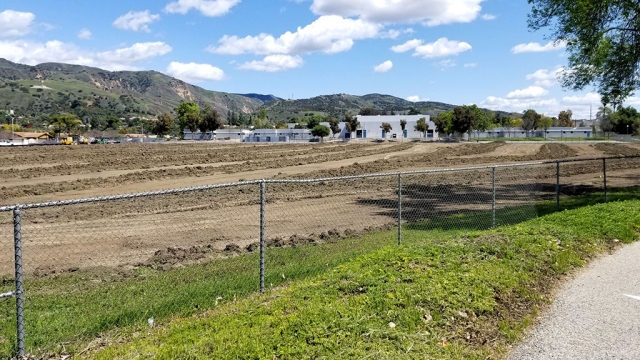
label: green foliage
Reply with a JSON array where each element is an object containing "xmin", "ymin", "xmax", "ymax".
[
  {"xmin": 522, "ymin": 109, "xmax": 541, "ymax": 131},
  {"xmin": 153, "ymin": 113, "xmax": 174, "ymax": 136},
  {"xmin": 556, "ymin": 110, "xmax": 573, "ymax": 127},
  {"xmin": 414, "ymin": 117, "xmax": 429, "ymax": 136},
  {"xmin": 434, "ymin": 111, "xmax": 453, "ymax": 135},
  {"xmin": 93, "ymin": 199, "xmax": 640, "ymax": 359},
  {"xmin": 275, "ymin": 120, "xmax": 289, "ymax": 129},
  {"xmin": 199, "ymin": 104, "xmax": 223, "ymax": 133},
  {"xmin": 344, "ymin": 112, "xmax": 360, "ymax": 133},
  {"xmin": 400, "ymin": 119, "xmax": 407, "ymax": 131},
  {"xmin": 328, "ymin": 117, "xmax": 341, "ymax": 137},
  {"xmin": 611, "ymin": 106, "xmax": 640, "ymax": 134},
  {"xmin": 176, "ymin": 101, "xmax": 200, "ymax": 133},
  {"xmin": 105, "ymin": 115, "xmax": 122, "ymax": 130},
  {"xmin": 380, "ymin": 122, "xmax": 392, "ymax": 133},
  {"xmin": 1, "ymin": 124, "xmax": 20, "ymax": 132},
  {"xmin": 528, "ymin": 0, "xmax": 640, "ymax": 104},
  {"xmin": 305, "ymin": 115, "xmax": 323, "ymax": 129},
  {"xmin": 359, "ymin": 108, "xmax": 383, "ymax": 116},
  {"xmin": 48, "ymin": 113, "xmax": 82, "ymax": 136},
  {"xmin": 311, "ymin": 124, "xmax": 331, "ymax": 139}
]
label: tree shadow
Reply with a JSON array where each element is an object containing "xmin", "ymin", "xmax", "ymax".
[{"xmin": 356, "ymin": 182, "xmax": 640, "ymax": 232}]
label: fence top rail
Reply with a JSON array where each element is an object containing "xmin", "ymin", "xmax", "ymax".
[{"xmin": 0, "ymin": 154, "xmax": 637, "ymax": 212}]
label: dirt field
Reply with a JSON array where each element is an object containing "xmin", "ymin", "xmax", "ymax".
[{"xmin": 1, "ymin": 140, "xmax": 640, "ymax": 276}]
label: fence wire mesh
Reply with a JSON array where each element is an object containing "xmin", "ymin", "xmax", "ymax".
[{"xmin": 1, "ymin": 156, "xmax": 640, "ymax": 357}]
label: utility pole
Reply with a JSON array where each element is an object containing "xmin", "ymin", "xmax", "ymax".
[{"xmin": 10, "ymin": 109, "xmax": 14, "ymax": 142}]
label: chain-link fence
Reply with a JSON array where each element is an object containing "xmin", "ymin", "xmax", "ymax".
[{"xmin": 1, "ymin": 155, "xmax": 639, "ymax": 358}]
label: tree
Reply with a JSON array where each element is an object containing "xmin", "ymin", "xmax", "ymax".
[
  {"xmin": 380, "ymin": 122, "xmax": 392, "ymax": 134},
  {"xmin": 153, "ymin": 113, "xmax": 174, "ymax": 136},
  {"xmin": 344, "ymin": 113, "xmax": 360, "ymax": 134},
  {"xmin": 408, "ymin": 107, "xmax": 420, "ymax": 115},
  {"xmin": 557, "ymin": 110, "xmax": 574, "ymax": 127},
  {"xmin": 199, "ymin": 105, "xmax": 223, "ymax": 133},
  {"xmin": 528, "ymin": 0, "xmax": 640, "ymax": 104},
  {"xmin": 176, "ymin": 101, "xmax": 200, "ymax": 134},
  {"xmin": 359, "ymin": 108, "xmax": 383, "ymax": 116},
  {"xmin": 612, "ymin": 106, "xmax": 640, "ymax": 134},
  {"xmin": 539, "ymin": 116, "xmax": 553, "ymax": 138},
  {"xmin": 311, "ymin": 125, "xmax": 331, "ymax": 141},
  {"xmin": 306, "ymin": 115, "xmax": 323, "ymax": 129},
  {"xmin": 434, "ymin": 111, "xmax": 453, "ymax": 136},
  {"xmin": 328, "ymin": 117, "xmax": 341, "ymax": 138},
  {"xmin": 106, "ymin": 115, "xmax": 123, "ymax": 130},
  {"xmin": 452, "ymin": 106, "xmax": 474, "ymax": 137},
  {"xmin": 275, "ymin": 121, "xmax": 288, "ymax": 129},
  {"xmin": 522, "ymin": 109, "xmax": 541, "ymax": 134},
  {"xmin": 400, "ymin": 119, "xmax": 407, "ymax": 131},
  {"xmin": 597, "ymin": 105, "xmax": 614, "ymax": 136},
  {"xmin": 48, "ymin": 113, "xmax": 82, "ymax": 137},
  {"xmin": 414, "ymin": 117, "xmax": 429, "ymax": 137}
]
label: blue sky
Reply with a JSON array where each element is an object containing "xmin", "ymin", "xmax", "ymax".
[{"xmin": 0, "ymin": 0, "xmax": 628, "ymax": 119}]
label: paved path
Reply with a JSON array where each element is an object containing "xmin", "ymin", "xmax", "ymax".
[{"xmin": 510, "ymin": 241, "xmax": 640, "ymax": 360}]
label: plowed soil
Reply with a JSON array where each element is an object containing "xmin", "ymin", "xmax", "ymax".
[{"xmin": 0, "ymin": 141, "xmax": 638, "ymax": 276}]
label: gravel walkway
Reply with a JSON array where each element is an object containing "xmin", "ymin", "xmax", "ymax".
[{"xmin": 509, "ymin": 241, "xmax": 640, "ymax": 360}]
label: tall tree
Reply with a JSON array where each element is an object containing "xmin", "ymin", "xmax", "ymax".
[
  {"xmin": 176, "ymin": 101, "xmax": 200, "ymax": 134},
  {"xmin": 414, "ymin": 117, "xmax": 429, "ymax": 137},
  {"xmin": 528, "ymin": 0, "xmax": 640, "ymax": 104},
  {"xmin": 557, "ymin": 110, "xmax": 574, "ymax": 127},
  {"xmin": 48, "ymin": 113, "xmax": 82, "ymax": 137},
  {"xmin": 434, "ymin": 111, "xmax": 453, "ymax": 135},
  {"xmin": 344, "ymin": 113, "xmax": 360, "ymax": 133},
  {"xmin": 199, "ymin": 105, "xmax": 223, "ymax": 133},
  {"xmin": 380, "ymin": 122, "xmax": 392, "ymax": 134},
  {"xmin": 328, "ymin": 117, "xmax": 341, "ymax": 138},
  {"xmin": 612, "ymin": 106, "xmax": 640, "ymax": 134},
  {"xmin": 522, "ymin": 109, "xmax": 541, "ymax": 133},
  {"xmin": 539, "ymin": 116, "xmax": 554, "ymax": 138},
  {"xmin": 153, "ymin": 113, "xmax": 174, "ymax": 136},
  {"xmin": 452, "ymin": 106, "xmax": 475, "ymax": 136}
]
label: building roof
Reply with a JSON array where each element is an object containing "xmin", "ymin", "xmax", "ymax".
[{"xmin": 13, "ymin": 132, "xmax": 50, "ymax": 139}]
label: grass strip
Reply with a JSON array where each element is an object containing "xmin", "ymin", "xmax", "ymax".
[
  {"xmin": 92, "ymin": 200, "xmax": 640, "ymax": 359},
  {"xmin": 0, "ymin": 188, "xmax": 637, "ymax": 357}
]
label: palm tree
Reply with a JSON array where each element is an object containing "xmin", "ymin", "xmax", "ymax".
[{"xmin": 48, "ymin": 113, "xmax": 83, "ymax": 138}]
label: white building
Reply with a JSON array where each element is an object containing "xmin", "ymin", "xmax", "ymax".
[
  {"xmin": 325, "ymin": 115, "xmax": 437, "ymax": 140},
  {"xmin": 474, "ymin": 127, "xmax": 595, "ymax": 139},
  {"xmin": 245, "ymin": 129, "xmax": 313, "ymax": 143}
]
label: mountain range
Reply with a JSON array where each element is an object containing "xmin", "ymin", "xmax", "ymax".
[{"xmin": 0, "ymin": 58, "xmax": 506, "ymax": 124}]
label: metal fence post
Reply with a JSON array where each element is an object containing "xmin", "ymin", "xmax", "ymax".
[
  {"xmin": 13, "ymin": 208, "xmax": 25, "ymax": 358},
  {"xmin": 556, "ymin": 161, "xmax": 560, "ymax": 211},
  {"xmin": 397, "ymin": 173, "xmax": 402, "ymax": 246},
  {"xmin": 603, "ymin": 158, "xmax": 608, "ymax": 203},
  {"xmin": 492, "ymin": 167, "xmax": 496, "ymax": 228},
  {"xmin": 259, "ymin": 181, "xmax": 266, "ymax": 293}
]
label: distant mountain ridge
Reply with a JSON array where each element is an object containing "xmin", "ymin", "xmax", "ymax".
[
  {"xmin": 0, "ymin": 59, "xmax": 510, "ymax": 126},
  {"xmin": 0, "ymin": 58, "xmax": 269, "ymax": 122}
]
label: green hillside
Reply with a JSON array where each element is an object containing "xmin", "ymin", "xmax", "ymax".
[{"xmin": 0, "ymin": 59, "xmax": 265, "ymax": 127}]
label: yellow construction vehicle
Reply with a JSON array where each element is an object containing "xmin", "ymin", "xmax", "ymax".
[
  {"xmin": 60, "ymin": 137, "xmax": 75, "ymax": 145},
  {"xmin": 72, "ymin": 135, "xmax": 89, "ymax": 145}
]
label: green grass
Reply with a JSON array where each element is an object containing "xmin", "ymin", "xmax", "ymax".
[
  {"xmin": 0, "ymin": 188, "xmax": 639, "ymax": 358},
  {"xmin": 91, "ymin": 200, "xmax": 640, "ymax": 359}
]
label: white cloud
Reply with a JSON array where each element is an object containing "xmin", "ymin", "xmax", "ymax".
[
  {"xmin": 506, "ymin": 86, "xmax": 549, "ymax": 99},
  {"xmin": 407, "ymin": 95, "xmax": 429, "ymax": 102},
  {"xmin": 413, "ymin": 38, "xmax": 472, "ymax": 58},
  {"xmin": 390, "ymin": 39, "xmax": 422, "ymax": 53},
  {"xmin": 561, "ymin": 92, "xmax": 600, "ymax": 105},
  {"xmin": 78, "ymin": 29, "xmax": 92, "ymax": 40},
  {"xmin": 165, "ymin": 61, "xmax": 225, "ymax": 82},
  {"xmin": 463, "ymin": 62, "xmax": 477, "ymax": 68},
  {"xmin": 435, "ymin": 59, "xmax": 456, "ymax": 70},
  {"xmin": 481, "ymin": 14, "xmax": 496, "ymax": 20},
  {"xmin": 0, "ymin": 10, "xmax": 35, "ymax": 37},
  {"xmin": 165, "ymin": 0, "xmax": 241, "ymax": 17},
  {"xmin": 380, "ymin": 28, "xmax": 414, "ymax": 39},
  {"xmin": 208, "ymin": 15, "xmax": 380, "ymax": 55},
  {"xmin": 0, "ymin": 40, "xmax": 172, "ymax": 71},
  {"xmin": 113, "ymin": 10, "xmax": 161, "ymax": 32},
  {"xmin": 373, "ymin": 60, "xmax": 393, "ymax": 73},
  {"xmin": 238, "ymin": 55, "xmax": 303, "ymax": 72},
  {"xmin": 512, "ymin": 41, "xmax": 566, "ymax": 54},
  {"xmin": 525, "ymin": 67, "xmax": 564, "ymax": 87},
  {"xmin": 310, "ymin": 0, "xmax": 483, "ymax": 26}
]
